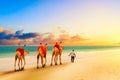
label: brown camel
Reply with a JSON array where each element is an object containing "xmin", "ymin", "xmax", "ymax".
[
  {"xmin": 50, "ymin": 46, "xmax": 64, "ymax": 66},
  {"xmin": 14, "ymin": 48, "xmax": 29, "ymax": 71},
  {"xmin": 37, "ymin": 44, "xmax": 47, "ymax": 68}
]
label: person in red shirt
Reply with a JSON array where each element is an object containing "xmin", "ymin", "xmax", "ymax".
[
  {"xmin": 38, "ymin": 43, "xmax": 46, "ymax": 55},
  {"xmin": 54, "ymin": 42, "xmax": 60, "ymax": 52},
  {"xmin": 38, "ymin": 43, "xmax": 42, "ymax": 50},
  {"xmin": 16, "ymin": 48, "xmax": 24, "ymax": 56},
  {"xmin": 43, "ymin": 43, "xmax": 47, "ymax": 57}
]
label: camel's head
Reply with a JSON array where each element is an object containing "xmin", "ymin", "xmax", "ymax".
[
  {"xmin": 61, "ymin": 46, "xmax": 64, "ymax": 50},
  {"xmin": 25, "ymin": 50, "xmax": 29, "ymax": 55}
]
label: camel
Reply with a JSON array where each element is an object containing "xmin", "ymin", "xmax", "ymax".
[
  {"xmin": 37, "ymin": 45, "xmax": 47, "ymax": 68},
  {"xmin": 14, "ymin": 48, "xmax": 29, "ymax": 71},
  {"xmin": 50, "ymin": 46, "xmax": 64, "ymax": 66}
]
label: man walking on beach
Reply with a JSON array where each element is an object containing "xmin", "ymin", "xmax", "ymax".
[{"xmin": 69, "ymin": 49, "xmax": 76, "ymax": 63}]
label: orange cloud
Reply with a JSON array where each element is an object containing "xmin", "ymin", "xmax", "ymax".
[
  {"xmin": 31, "ymin": 33, "xmax": 56, "ymax": 45},
  {"xmin": 0, "ymin": 27, "xmax": 39, "ymax": 45},
  {"xmin": 0, "ymin": 27, "xmax": 15, "ymax": 34},
  {"xmin": 62, "ymin": 34, "xmax": 88, "ymax": 46},
  {"xmin": 29, "ymin": 32, "xmax": 88, "ymax": 46},
  {"xmin": 0, "ymin": 27, "xmax": 89, "ymax": 46},
  {"xmin": 0, "ymin": 39, "xmax": 20, "ymax": 45},
  {"xmin": 21, "ymin": 26, "xmax": 89, "ymax": 46},
  {"xmin": 0, "ymin": 27, "xmax": 4, "ymax": 32},
  {"xmin": 52, "ymin": 26, "xmax": 68, "ymax": 34}
]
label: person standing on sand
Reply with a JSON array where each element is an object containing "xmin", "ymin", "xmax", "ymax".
[{"xmin": 69, "ymin": 49, "xmax": 76, "ymax": 63}]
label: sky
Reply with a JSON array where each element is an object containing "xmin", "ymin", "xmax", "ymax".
[{"xmin": 0, "ymin": 0, "xmax": 120, "ymax": 46}]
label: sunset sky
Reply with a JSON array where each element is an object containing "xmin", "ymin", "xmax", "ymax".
[{"xmin": 0, "ymin": 0, "xmax": 120, "ymax": 46}]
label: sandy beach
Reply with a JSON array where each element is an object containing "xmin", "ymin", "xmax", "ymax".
[{"xmin": 1, "ymin": 49, "xmax": 120, "ymax": 80}]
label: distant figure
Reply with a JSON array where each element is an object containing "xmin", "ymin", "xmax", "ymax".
[{"xmin": 69, "ymin": 49, "xmax": 76, "ymax": 63}]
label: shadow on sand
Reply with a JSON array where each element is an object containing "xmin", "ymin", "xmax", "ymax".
[{"xmin": 0, "ymin": 62, "xmax": 71, "ymax": 76}]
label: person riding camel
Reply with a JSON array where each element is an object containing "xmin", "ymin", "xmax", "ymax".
[
  {"xmin": 43, "ymin": 43, "xmax": 47, "ymax": 57},
  {"xmin": 38, "ymin": 43, "xmax": 46, "ymax": 57},
  {"xmin": 16, "ymin": 44, "xmax": 26, "ymax": 57},
  {"xmin": 54, "ymin": 42, "xmax": 60, "ymax": 52},
  {"xmin": 16, "ymin": 48, "xmax": 24, "ymax": 57},
  {"xmin": 59, "ymin": 41, "xmax": 63, "ymax": 50}
]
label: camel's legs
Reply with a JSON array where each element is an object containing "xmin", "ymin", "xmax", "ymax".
[
  {"xmin": 54, "ymin": 54, "xmax": 58, "ymax": 65},
  {"xmin": 14, "ymin": 55, "xmax": 17, "ymax": 71},
  {"xmin": 23, "ymin": 56, "xmax": 26, "ymax": 65},
  {"xmin": 21, "ymin": 58, "xmax": 23, "ymax": 69},
  {"xmin": 42, "ymin": 56, "xmax": 46, "ymax": 68},
  {"xmin": 41, "ymin": 56, "xmax": 43, "ymax": 67},
  {"xmin": 45, "ymin": 56, "xmax": 47, "ymax": 65},
  {"xmin": 51, "ymin": 53, "xmax": 54, "ymax": 66},
  {"xmin": 44, "ymin": 54, "xmax": 46, "ymax": 66},
  {"xmin": 37, "ymin": 55, "xmax": 39, "ymax": 68},
  {"xmin": 54, "ymin": 55, "xmax": 56, "ymax": 65},
  {"xmin": 59, "ymin": 54, "xmax": 62, "ymax": 64},
  {"xmin": 18, "ymin": 58, "xmax": 21, "ymax": 70},
  {"xmin": 22, "ymin": 56, "xmax": 26, "ymax": 69}
]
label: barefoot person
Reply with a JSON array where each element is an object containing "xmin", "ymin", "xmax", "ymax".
[{"xmin": 69, "ymin": 49, "xmax": 76, "ymax": 63}]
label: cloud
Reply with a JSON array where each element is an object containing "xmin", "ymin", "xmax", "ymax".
[
  {"xmin": 0, "ymin": 27, "xmax": 4, "ymax": 32},
  {"xmin": 71, "ymin": 34, "xmax": 87, "ymax": 41},
  {"xmin": 0, "ymin": 32, "xmax": 14, "ymax": 40},
  {"xmin": 0, "ymin": 39, "xmax": 20, "ymax": 45},
  {"xmin": 58, "ymin": 33, "xmax": 88, "ymax": 45},
  {"xmin": 29, "ymin": 32, "xmax": 88, "ymax": 46},
  {"xmin": 30, "ymin": 32, "xmax": 56, "ymax": 45},
  {"xmin": 0, "ymin": 27, "xmax": 14, "ymax": 34},
  {"xmin": 52, "ymin": 26, "xmax": 68, "ymax": 34},
  {"xmin": 58, "ymin": 34, "xmax": 70, "ymax": 41},
  {"xmin": 0, "ymin": 27, "xmax": 39, "ymax": 45},
  {"xmin": 22, "ymin": 26, "xmax": 88, "ymax": 46},
  {"xmin": 56, "ymin": 26, "xmax": 67, "ymax": 33},
  {"xmin": 15, "ymin": 31, "xmax": 39, "ymax": 39},
  {"xmin": 0, "ymin": 27, "xmax": 88, "ymax": 45},
  {"xmin": 15, "ymin": 29, "xmax": 24, "ymax": 35},
  {"xmin": 0, "ymin": 27, "xmax": 39, "ymax": 40}
]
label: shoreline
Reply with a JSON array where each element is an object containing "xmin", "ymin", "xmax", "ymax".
[
  {"xmin": 1, "ymin": 49, "xmax": 120, "ymax": 80},
  {"xmin": 1, "ymin": 49, "xmax": 120, "ymax": 72},
  {"xmin": 0, "ymin": 50, "xmax": 120, "ymax": 80},
  {"xmin": 0, "ymin": 49, "xmax": 120, "ymax": 70}
]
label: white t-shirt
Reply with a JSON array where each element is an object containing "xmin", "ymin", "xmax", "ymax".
[{"xmin": 69, "ymin": 51, "xmax": 76, "ymax": 57}]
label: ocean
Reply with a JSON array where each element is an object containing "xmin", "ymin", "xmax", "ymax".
[{"xmin": 0, "ymin": 46, "xmax": 120, "ymax": 58}]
